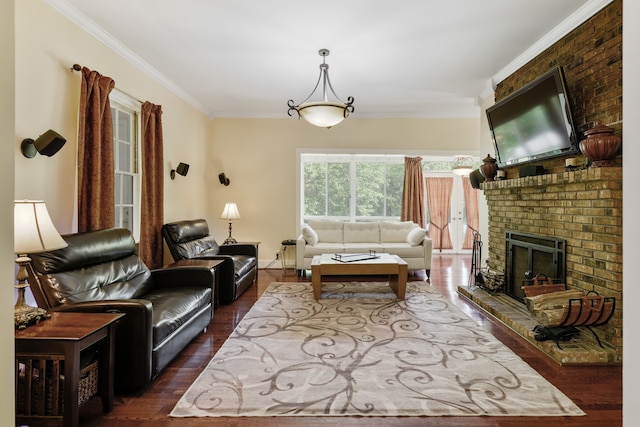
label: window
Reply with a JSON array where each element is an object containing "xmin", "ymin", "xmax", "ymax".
[
  {"xmin": 111, "ymin": 91, "xmax": 141, "ymax": 240},
  {"xmin": 301, "ymin": 154, "xmax": 404, "ymax": 222}
]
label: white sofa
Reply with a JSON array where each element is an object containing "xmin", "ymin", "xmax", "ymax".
[{"xmin": 296, "ymin": 220, "xmax": 432, "ymax": 277}]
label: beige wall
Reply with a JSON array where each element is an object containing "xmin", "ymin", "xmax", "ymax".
[
  {"xmin": 209, "ymin": 117, "xmax": 480, "ymax": 266},
  {"xmin": 15, "ymin": 0, "xmax": 212, "ymax": 235},
  {"xmin": 2, "ymin": 0, "xmax": 16, "ymax": 419}
]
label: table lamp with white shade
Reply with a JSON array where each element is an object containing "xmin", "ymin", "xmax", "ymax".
[
  {"xmin": 220, "ymin": 202, "xmax": 241, "ymax": 245},
  {"xmin": 14, "ymin": 200, "xmax": 68, "ymax": 328}
]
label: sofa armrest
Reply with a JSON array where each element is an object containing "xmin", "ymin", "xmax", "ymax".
[
  {"xmin": 50, "ymin": 299, "xmax": 154, "ymax": 390},
  {"xmin": 296, "ymin": 234, "xmax": 307, "ymax": 270},
  {"xmin": 421, "ymin": 236, "xmax": 433, "ymax": 269},
  {"xmin": 218, "ymin": 244, "xmax": 257, "ymax": 257},
  {"xmin": 151, "ymin": 265, "xmax": 216, "ymax": 290}
]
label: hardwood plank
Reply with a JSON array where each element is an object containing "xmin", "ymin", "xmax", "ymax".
[{"xmin": 79, "ymin": 254, "xmax": 622, "ymax": 426}]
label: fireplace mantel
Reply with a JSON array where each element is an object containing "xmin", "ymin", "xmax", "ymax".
[{"xmin": 481, "ymin": 167, "xmax": 622, "ymax": 361}]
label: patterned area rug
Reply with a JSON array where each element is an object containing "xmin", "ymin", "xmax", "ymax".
[{"xmin": 170, "ymin": 282, "xmax": 584, "ymax": 417}]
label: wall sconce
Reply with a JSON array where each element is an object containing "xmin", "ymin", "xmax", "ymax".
[
  {"xmin": 21, "ymin": 129, "xmax": 67, "ymax": 158},
  {"xmin": 218, "ymin": 173, "xmax": 230, "ymax": 186},
  {"xmin": 170, "ymin": 162, "xmax": 190, "ymax": 180}
]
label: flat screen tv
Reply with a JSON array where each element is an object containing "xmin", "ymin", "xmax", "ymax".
[{"xmin": 486, "ymin": 67, "xmax": 579, "ymax": 168}]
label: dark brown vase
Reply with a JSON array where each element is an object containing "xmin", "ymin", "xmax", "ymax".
[
  {"xmin": 579, "ymin": 122, "xmax": 621, "ymax": 167},
  {"xmin": 480, "ymin": 154, "xmax": 498, "ymax": 181}
]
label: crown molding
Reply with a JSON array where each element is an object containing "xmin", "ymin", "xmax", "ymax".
[
  {"xmin": 44, "ymin": 0, "xmax": 210, "ymax": 115},
  {"xmin": 489, "ymin": 0, "xmax": 614, "ymax": 90}
]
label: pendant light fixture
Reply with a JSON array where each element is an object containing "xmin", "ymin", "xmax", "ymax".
[
  {"xmin": 287, "ymin": 49, "xmax": 354, "ymax": 129},
  {"xmin": 452, "ymin": 155, "xmax": 474, "ymax": 176}
]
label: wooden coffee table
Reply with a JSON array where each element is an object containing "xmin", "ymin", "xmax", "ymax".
[{"xmin": 311, "ymin": 253, "xmax": 408, "ymax": 300}]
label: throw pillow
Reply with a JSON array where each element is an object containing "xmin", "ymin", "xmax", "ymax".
[
  {"xmin": 302, "ymin": 225, "xmax": 318, "ymax": 245},
  {"xmin": 406, "ymin": 227, "xmax": 427, "ymax": 246}
]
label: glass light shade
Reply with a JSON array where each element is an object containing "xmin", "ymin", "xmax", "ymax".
[
  {"xmin": 298, "ymin": 102, "xmax": 350, "ymax": 128},
  {"xmin": 220, "ymin": 202, "xmax": 241, "ymax": 220},
  {"xmin": 452, "ymin": 156, "xmax": 474, "ymax": 176},
  {"xmin": 14, "ymin": 200, "xmax": 67, "ymax": 254}
]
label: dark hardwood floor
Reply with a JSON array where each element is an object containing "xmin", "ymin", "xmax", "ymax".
[{"xmin": 80, "ymin": 254, "xmax": 622, "ymax": 426}]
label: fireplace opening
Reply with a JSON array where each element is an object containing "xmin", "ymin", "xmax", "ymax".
[{"xmin": 505, "ymin": 231, "xmax": 566, "ymax": 302}]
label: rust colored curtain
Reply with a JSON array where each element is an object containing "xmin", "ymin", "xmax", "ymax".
[
  {"xmin": 77, "ymin": 67, "xmax": 116, "ymax": 232},
  {"xmin": 400, "ymin": 157, "xmax": 426, "ymax": 228},
  {"xmin": 425, "ymin": 177, "xmax": 453, "ymax": 251},
  {"xmin": 138, "ymin": 101, "xmax": 164, "ymax": 269},
  {"xmin": 461, "ymin": 176, "xmax": 480, "ymax": 249}
]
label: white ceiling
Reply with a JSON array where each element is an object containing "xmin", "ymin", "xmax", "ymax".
[{"xmin": 47, "ymin": 0, "xmax": 609, "ymax": 119}]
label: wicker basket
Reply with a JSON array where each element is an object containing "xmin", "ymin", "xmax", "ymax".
[
  {"xmin": 78, "ymin": 360, "xmax": 98, "ymax": 405},
  {"xmin": 479, "ymin": 268, "xmax": 505, "ymax": 292}
]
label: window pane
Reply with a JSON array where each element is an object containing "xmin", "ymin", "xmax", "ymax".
[
  {"xmin": 115, "ymin": 207, "xmax": 121, "ymax": 227},
  {"xmin": 121, "ymin": 206, "xmax": 132, "ymax": 230},
  {"xmin": 303, "ymin": 163, "xmax": 326, "ymax": 216},
  {"xmin": 356, "ymin": 163, "xmax": 385, "ymax": 216},
  {"xmin": 122, "ymin": 174, "xmax": 133, "ymax": 204},
  {"xmin": 386, "ymin": 163, "xmax": 404, "ymax": 217},
  {"xmin": 118, "ymin": 141, "xmax": 130, "ymax": 171},
  {"xmin": 114, "ymin": 174, "xmax": 121, "ymax": 204},
  {"xmin": 118, "ymin": 111, "xmax": 131, "ymax": 143},
  {"xmin": 327, "ymin": 163, "xmax": 349, "ymax": 216}
]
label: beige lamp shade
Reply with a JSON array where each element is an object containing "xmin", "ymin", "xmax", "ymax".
[
  {"xmin": 14, "ymin": 200, "xmax": 67, "ymax": 254},
  {"xmin": 220, "ymin": 202, "xmax": 241, "ymax": 221}
]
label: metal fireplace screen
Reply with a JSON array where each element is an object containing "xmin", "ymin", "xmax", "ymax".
[{"xmin": 505, "ymin": 231, "xmax": 566, "ymax": 302}]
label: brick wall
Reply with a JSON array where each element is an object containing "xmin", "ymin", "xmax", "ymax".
[
  {"xmin": 484, "ymin": 169, "xmax": 622, "ymax": 360},
  {"xmin": 494, "ymin": 0, "xmax": 622, "ymax": 177},
  {"xmin": 485, "ymin": 0, "xmax": 623, "ymax": 361}
]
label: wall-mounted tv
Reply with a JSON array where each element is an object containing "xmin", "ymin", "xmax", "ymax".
[{"xmin": 486, "ymin": 67, "xmax": 579, "ymax": 168}]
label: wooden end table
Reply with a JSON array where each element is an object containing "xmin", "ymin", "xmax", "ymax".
[
  {"xmin": 311, "ymin": 253, "xmax": 408, "ymax": 300},
  {"xmin": 15, "ymin": 312, "xmax": 124, "ymax": 427}
]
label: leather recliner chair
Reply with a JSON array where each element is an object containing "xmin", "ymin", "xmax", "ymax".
[
  {"xmin": 162, "ymin": 218, "xmax": 257, "ymax": 303},
  {"xmin": 26, "ymin": 228, "xmax": 216, "ymax": 391}
]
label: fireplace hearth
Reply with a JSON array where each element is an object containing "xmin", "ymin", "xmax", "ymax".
[{"xmin": 505, "ymin": 231, "xmax": 566, "ymax": 302}]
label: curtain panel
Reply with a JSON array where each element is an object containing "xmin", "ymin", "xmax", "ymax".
[
  {"xmin": 139, "ymin": 102, "xmax": 164, "ymax": 269},
  {"xmin": 400, "ymin": 157, "xmax": 426, "ymax": 228},
  {"xmin": 77, "ymin": 67, "xmax": 116, "ymax": 232},
  {"xmin": 462, "ymin": 177, "xmax": 480, "ymax": 249},
  {"xmin": 425, "ymin": 177, "xmax": 453, "ymax": 251}
]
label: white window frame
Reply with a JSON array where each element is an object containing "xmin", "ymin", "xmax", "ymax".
[{"xmin": 110, "ymin": 90, "xmax": 142, "ymax": 242}]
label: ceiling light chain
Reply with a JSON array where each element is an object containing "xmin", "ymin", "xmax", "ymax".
[{"xmin": 287, "ymin": 49, "xmax": 354, "ymax": 129}]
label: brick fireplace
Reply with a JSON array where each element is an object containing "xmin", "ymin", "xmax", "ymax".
[{"xmin": 482, "ymin": 167, "xmax": 622, "ymax": 362}]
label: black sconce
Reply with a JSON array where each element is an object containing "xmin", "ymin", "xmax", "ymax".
[
  {"xmin": 170, "ymin": 162, "xmax": 190, "ymax": 180},
  {"xmin": 218, "ymin": 173, "xmax": 230, "ymax": 186},
  {"xmin": 21, "ymin": 129, "xmax": 66, "ymax": 158}
]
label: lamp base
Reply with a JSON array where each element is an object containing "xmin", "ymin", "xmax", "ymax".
[
  {"xmin": 15, "ymin": 303, "xmax": 49, "ymax": 329},
  {"xmin": 14, "ymin": 256, "xmax": 50, "ymax": 329},
  {"xmin": 223, "ymin": 237, "xmax": 238, "ymax": 245}
]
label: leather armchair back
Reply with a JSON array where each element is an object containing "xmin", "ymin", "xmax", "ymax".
[
  {"xmin": 28, "ymin": 228, "xmax": 152, "ymax": 309},
  {"xmin": 162, "ymin": 218, "xmax": 221, "ymax": 261}
]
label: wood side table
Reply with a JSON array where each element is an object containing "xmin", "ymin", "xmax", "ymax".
[{"xmin": 15, "ymin": 312, "xmax": 124, "ymax": 427}]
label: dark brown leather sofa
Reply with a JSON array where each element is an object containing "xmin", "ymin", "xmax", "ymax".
[
  {"xmin": 26, "ymin": 228, "xmax": 215, "ymax": 391},
  {"xmin": 162, "ymin": 219, "xmax": 257, "ymax": 303}
]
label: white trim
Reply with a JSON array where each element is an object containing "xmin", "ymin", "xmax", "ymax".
[{"xmin": 489, "ymin": 0, "xmax": 614, "ymax": 90}]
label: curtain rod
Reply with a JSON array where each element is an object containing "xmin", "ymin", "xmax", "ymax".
[{"xmin": 71, "ymin": 64, "xmax": 144, "ymax": 105}]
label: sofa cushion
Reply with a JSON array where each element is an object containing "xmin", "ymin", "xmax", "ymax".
[
  {"xmin": 303, "ymin": 243, "xmax": 345, "ymax": 257},
  {"xmin": 308, "ymin": 220, "xmax": 344, "ymax": 243},
  {"xmin": 381, "ymin": 243, "xmax": 426, "ymax": 258},
  {"xmin": 343, "ymin": 222, "xmax": 380, "ymax": 243},
  {"xmin": 144, "ymin": 285, "xmax": 213, "ymax": 345},
  {"xmin": 301, "ymin": 225, "xmax": 318, "ymax": 245},
  {"xmin": 343, "ymin": 243, "xmax": 384, "ymax": 253},
  {"xmin": 406, "ymin": 227, "xmax": 427, "ymax": 246},
  {"xmin": 380, "ymin": 221, "xmax": 416, "ymax": 243}
]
